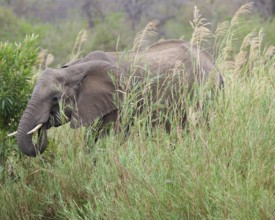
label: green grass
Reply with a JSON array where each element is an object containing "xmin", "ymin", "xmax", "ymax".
[
  {"xmin": 0, "ymin": 60, "xmax": 274, "ymax": 219},
  {"xmin": 0, "ymin": 4, "xmax": 274, "ymax": 220}
]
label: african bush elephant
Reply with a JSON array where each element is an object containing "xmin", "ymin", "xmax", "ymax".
[{"xmin": 12, "ymin": 40, "xmax": 223, "ymax": 156}]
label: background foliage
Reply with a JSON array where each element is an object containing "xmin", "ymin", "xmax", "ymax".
[{"xmin": 0, "ymin": 0, "xmax": 275, "ymax": 65}]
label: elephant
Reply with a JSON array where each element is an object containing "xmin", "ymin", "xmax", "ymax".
[{"xmin": 11, "ymin": 39, "xmax": 223, "ymax": 156}]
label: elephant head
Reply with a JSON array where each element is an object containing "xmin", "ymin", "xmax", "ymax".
[{"xmin": 16, "ymin": 53, "xmax": 120, "ymax": 156}]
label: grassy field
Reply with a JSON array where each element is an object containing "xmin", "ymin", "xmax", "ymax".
[{"xmin": 0, "ymin": 3, "xmax": 274, "ymax": 219}]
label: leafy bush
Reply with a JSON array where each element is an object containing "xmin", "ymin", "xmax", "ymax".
[{"xmin": 0, "ymin": 35, "xmax": 39, "ymax": 131}]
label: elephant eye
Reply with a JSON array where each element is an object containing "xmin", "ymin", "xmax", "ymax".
[{"xmin": 52, "ymin": 96, "xmax": 59, "ymax": 103}]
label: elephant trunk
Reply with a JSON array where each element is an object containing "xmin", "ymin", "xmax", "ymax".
[{"xmin": 16, "ymin": 103, "xmax": 48, "ymax": 157}]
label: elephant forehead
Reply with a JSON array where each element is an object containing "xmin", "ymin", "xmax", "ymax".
[
  {"xmin": 33, "ymin": 76, "xmax": 61, "ymax": 95},
  {"xmin": 39, "ymin": 69, "xmax": 63, "ymax": 86},
  {"xmin": 42, "ymin": 68, "xmax": 63, "ymax": 79}
]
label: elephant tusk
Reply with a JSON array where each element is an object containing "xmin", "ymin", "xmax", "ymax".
[
  {"xmin": 27, "ymin": 123, "xmax": 43, "ymax": 135},
  {"xmin": 7, "ymin": 131, "xmax": 17, "ymax": 137}
]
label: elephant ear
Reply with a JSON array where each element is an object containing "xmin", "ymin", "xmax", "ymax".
[
  {"xmin": 62, "ymin": 60, "xmax": 81, "ymax": 68},
  {"xmin": 69, "ymin": 61, "xmax": 119, "ymax": 128}
]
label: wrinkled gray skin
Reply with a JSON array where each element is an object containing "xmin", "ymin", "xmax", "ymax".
[{"xmin": 16, "ymin": 40, "xmax": 223, "ymax": 156}]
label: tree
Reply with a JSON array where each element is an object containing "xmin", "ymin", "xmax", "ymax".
[
  {"xmin": 245, "ymin": 0, "xmax": 275, "ymax": 18},
  {"xmin": 81, "ymin": 0, "xmax": 105, "ymax": 28}
]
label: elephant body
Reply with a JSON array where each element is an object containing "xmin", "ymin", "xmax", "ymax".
[{"xmin": 15, "ymin": 40, "xmax": 223, "ymax": 156}]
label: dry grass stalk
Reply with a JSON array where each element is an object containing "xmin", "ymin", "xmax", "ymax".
[
  {"xmin": 264, "ymin": 45, "xmax": 275, "ymax": 58},
  {"xmin": 132, "ymin": 19, "xmax": 159, "ymax": 53},
  {"xmin": 213, "ymin": 3, "xmax": 254, "ymax": 63},
  {"xmin": 249, "ymin": 29, "xmax": 264, "ymax": 60},
  {"xmin": 234, "ymin": 32, "xmax": 253, "ymax": 72},
  {"xmin": 231, "ymin": 2, "xmax": 254, "ymax": 26},
  {"xmin": 190, "ymin": 6, "xmax": 213, "ymax": 47},
  {"xmin": 45, "ymin": 54, "xmax": 54, "ymax": 68},
  {"xmin": 70, "ymin": 29, "xmax": 87, "ymax": 62},
  {"xmin": 215, "ymin": 21, "xmax": 230, "ymax": 40}
]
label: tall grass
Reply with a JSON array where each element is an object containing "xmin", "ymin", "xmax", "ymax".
[{"xmin": 0, "ymin": 4, "xmax": 274, "ymax": 219}]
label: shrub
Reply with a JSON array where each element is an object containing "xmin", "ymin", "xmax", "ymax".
[{"xmin": 0, "ymin": 35, "xmax": 39, "ymax": 131}]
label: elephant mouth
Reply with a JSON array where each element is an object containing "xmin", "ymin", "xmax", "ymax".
[
  {"xmin": 46, "ymin": 112, "xmax": 67, "ymax": 129},
  {"xmin": 46, "ymin": 115, "xmax": 59, "ymax": 129},
  {"xmin": 30, "ymin": 112, "xmax": 68, "ymax": 139},
  {"xmin": 33, "ymin": 124, "xmax": 48, "ymax": 153}
]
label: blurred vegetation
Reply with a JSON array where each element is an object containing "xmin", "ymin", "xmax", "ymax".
[
  {"xmin": 0, "ymin": 0, "xmax": 274, "ymax": 65},
  {"xmin": 0, "ymin": 7, "xmax": 45, "ymax": 42}
]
